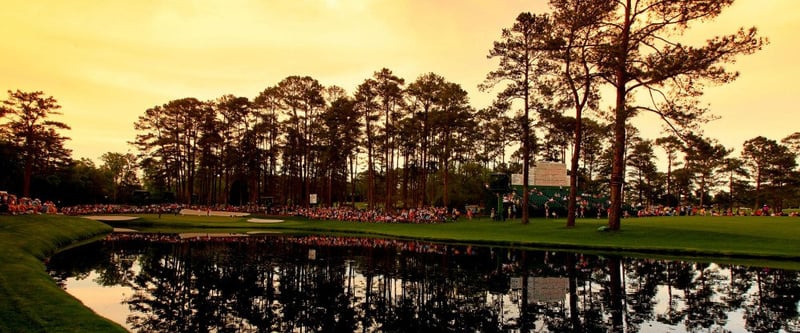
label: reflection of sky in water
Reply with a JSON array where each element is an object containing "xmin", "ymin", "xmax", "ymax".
[
  {"xmin": 647, "ymin": 286, "xmax": 748, "ymax": 333},
  {"xmin": 52, "ymin": 242, "xmax": 798, "ymax": 333},
  {"xmin": 59, "ymin": 262, "xmax": 765, "ymax": 333},
  {"xmin": 64, "ymin": 264, "xmax": 138, "ymax": 331}
]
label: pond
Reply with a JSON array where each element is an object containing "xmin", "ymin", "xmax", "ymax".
[{"xmin": 47, "ymin": 232, "xmax": 799, "ymax": 332}]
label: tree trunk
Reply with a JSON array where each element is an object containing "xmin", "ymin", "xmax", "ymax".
[
  {"xmin": 729, "ymin": 172, "xmax": 734, "ymax": 210},
  {"xmin": 521, "ymin": 77, "xmax": 530, "ymax": 224},
  {"xmin": 443, "ymin": 159, "xmax": 449, "ymax": 208},
  {"xmin": 754, "ymin": 168, "xmax": 762, "ymax": 210},
  {"xmin": 666, "ymin": 156, "xmax": 673, "ymax": 197},
  {"xmin": 329, "ymin": 169, "xmax": 334, "ymax": 207},
  {"xmin": 367, "ymin": 146, "xmax": 375, "ymax": 209},
  {"xmin": 609, "ymin": 1, "xmax": 632, "ymax": 231},
  {"xmin": 699, "ymin": 177, "xmax": 706, "ymax": 210},
  {"xmin": 349, "ymin": 154, "xmax": 357, "ymax": 207},
  {"xmin": 421, "ymin": 109, "xmax": 430, "ymax": 207},
  {"xmin": 22, "ymin": 157, "xmax": 32, "ymax": 198},
  {"xmin": 609, "ymin": 97, "xmax": 626, "ymax": 231},
  {"xmin": 401, "ymin": 150, "xmax": 410, "ymax": 209},
  {"xmin": 567, "ymin": 109, "xmax": 583, "ymax": 227},
  {"xmin": 385, "ymin": 107, "xmax": 392, "ymax": 211}
]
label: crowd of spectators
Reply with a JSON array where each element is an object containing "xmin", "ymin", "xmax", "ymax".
[
  {"xmin": 58, "ymin": 203, "xmax": 259, "ymax": 216},
  {"xmin": 5, "ymin": 187, "xmax": 797, "ymax": 220},
  {"xmin": 0, "ymin": 191, "xmax": 58, "ymax": 215},
  {"xmin": 294, "ymin": 206, "xmax": 456, "ymax": 223},
  {"xmin": 59, "ymin": 204, "xmax": 182, "ymax": 216},
  {"xmin": 55, "ymin": 202, "xmax": 461, "ymax": 224},
  {"xmin": 632, "ymin": 204, "xmax": 797, "ymax": 217}
]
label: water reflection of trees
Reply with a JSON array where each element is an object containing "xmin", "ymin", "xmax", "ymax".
[{"xmin": 47, "ymin": 234, "xmax": 800, "ymax": 332}]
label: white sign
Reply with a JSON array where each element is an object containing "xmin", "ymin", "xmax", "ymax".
[
  {"xmin": 511, "ymin": 162, "xmax": 568, "ymax": 186},
  {"xmin": 511, "ymin": 173, "xmax": 535, "ymax": 186},
  {"xmin": 310, "ymin": 193, "xmax": 318, "ymax": 205}
]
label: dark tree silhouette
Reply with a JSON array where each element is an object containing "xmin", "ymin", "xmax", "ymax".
[
  {"xmin": 558, "ymin": 0, "xmax": 766, "ymax": 230},
  {"xmin": 0, "ymin": 89, "xmax": 71, "ymax": 197}
]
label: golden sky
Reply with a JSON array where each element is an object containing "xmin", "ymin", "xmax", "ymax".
[{"xmin": 2, "ymin": 0, "xmax": 798, "ymax": 163}]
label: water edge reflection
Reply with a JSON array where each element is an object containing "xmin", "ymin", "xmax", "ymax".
[{"xmin": 47, "ymin": 233, "xmax": 800, "ymax": 332}]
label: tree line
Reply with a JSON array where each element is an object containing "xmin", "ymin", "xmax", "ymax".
[
  {"xmin": 127, "ymin": 71, "xmax": 483, "ymax": 210},
  {"xmin": 2, "ymin": 87, "xmax": 796, "ymax": 214},
  {"xmin": 2, "ymin": 1, "xmax": 789, "ymax": 230}
]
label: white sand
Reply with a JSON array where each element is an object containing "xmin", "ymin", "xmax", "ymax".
[
  {"xmin": 83, "ymin": 216, "xmax": 140, "ymax": 221},
  {"xmin": 179, "ymin": 209, "xmax": 250, "ymax": 217},
  {"xmin": 247, "ymin": 218, "xmax": 284, "ymax": 223}
]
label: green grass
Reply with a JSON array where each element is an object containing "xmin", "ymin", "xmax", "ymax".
[
  {"xmin": 117, "ymin": 214, "xmax": 800, "ymax": 262},
  {"xmin": 0, "ymin": 214, "xmax": 127, "ymax": 332},
  {"xmin": 2, "ymin": 213, "xmax": 800, "ymax": 332}
]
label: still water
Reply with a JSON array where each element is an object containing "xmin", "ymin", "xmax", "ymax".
[{"xmin": 47, "ymin": 233, "xmax": 799, "ymax": 332}]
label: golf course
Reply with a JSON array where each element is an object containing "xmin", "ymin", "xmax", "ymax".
[{"xmin": 1, "ymin": 213, "xmax": 799, "ymax": 332}]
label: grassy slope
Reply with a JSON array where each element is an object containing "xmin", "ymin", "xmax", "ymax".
[{"xmin": 0, "ymin": 214, "xmax": 127, "ymax": 333}]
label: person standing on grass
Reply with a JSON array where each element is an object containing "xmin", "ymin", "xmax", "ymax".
[{"xmin": 545, "ymin": 203, "xmax": 550, "ymax": 219}]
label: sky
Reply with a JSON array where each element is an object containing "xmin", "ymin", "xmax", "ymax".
[{"xmin": 2, "ymin": 0, "xmax": 798, "ymax": 165}]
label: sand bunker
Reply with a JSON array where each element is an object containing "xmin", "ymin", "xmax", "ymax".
[
  {"xmin": 246, "ymin": 230, "xmax": 280, "ymax": 234},
  {"xmin": 113, "ymin": 228, "xmax": 139, "ymax": 233},
  {"xmin": 247, "ymin": 218, "xmax": 284, "ymax": 223},
  {"xmin": 179, "ymin": 209, "xmax": 250, "ymax": 217},
  {"xmin": 83, "ymin": 215, "xmax": 140, "ymax": 221}
]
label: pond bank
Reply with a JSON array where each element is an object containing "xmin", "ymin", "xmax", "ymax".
[{"xmin": 0, "ymin": 214, "xmax": 127, "ymax": 333}]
